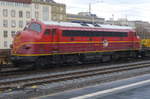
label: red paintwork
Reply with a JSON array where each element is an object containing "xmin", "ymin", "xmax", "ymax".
[{"xmin": 12, "ymin": 20, "xmax": 141, "ymax": 56}]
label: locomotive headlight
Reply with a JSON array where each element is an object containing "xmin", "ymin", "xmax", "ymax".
[{"xmin": 22, "ymin": 45, "xmax": 31, "ymax": 50}]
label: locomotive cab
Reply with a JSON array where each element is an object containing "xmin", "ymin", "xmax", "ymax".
[
  {"xmin": 11, "ymin": 20, "xmax": 59, "ymax": 66},
  {"xmin": 11, "ymin": 21, "xmax": 44, "ymax": 66}
]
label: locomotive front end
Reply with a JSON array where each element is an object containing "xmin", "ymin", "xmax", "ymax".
[{"xmin": 11, "ymin": 21, "xmax": 43, "ymax": 66}]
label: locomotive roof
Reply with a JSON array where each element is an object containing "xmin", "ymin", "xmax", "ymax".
[{"xmin": 42, "ymin": 21, "xmax": 133, "ymax": 30}]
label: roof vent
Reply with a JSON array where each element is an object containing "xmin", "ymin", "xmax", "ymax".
[
  {"xmin": 93, "ymin": 23, "xmax": 100, "ymax": 27},
  {"xmin": 80, "ymin": 23, "xmax": 89, "ymax": 26}
]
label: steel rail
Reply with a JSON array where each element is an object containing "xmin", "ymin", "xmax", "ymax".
[{"xmin": 0, "ymin": 61, "xmax": 150, "ymax": 91}]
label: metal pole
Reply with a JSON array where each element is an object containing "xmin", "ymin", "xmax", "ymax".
[{"xmin": 89, "ymin": 3, "xmax": 91, "ymax": 14}]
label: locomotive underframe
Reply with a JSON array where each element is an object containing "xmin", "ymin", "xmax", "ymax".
[{"xmin": 11, "ymin": 50, "xmax": 140, "ymax": 68}]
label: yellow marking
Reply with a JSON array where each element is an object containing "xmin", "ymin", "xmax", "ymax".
[
  {"xmin": 31, "ymin": 86, "xmax": 37, "ymax": 89},
  {"xmin": 12, "ymin": 49, "xmax": 139, "ymax": 56},
  {"xmin": 14, "ymin": 41, "xmax": 140, "ymax": 52}
]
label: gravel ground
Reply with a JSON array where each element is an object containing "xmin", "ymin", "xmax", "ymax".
[{"xmin": 1, "ymin": 66, "xmax": 150, "ymax": 99}]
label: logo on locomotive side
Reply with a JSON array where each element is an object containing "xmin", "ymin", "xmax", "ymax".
[{"xmin": 103, "ymin": 40, "xmax": 109, "ymax": 47}]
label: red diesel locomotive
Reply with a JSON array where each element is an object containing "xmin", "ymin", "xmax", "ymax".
[{"xmin": 11, "ymin": 20, "xmax": 141, "ymax": 67}]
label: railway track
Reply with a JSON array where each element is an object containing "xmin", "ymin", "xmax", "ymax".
[
  {"xmin": 1, "ymin": 60, "xmax": 150, "ymax": 91},
  {"xmin": 0, "ymin": 64, "xmax": 18, "ymax": 72},
  {"xmin": 0, "ymin": 58, "xmax": 147, "ymax": 77}
]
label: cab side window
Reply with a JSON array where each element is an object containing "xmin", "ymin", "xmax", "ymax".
[
  {"xmin": 44, "ymin": 29, "xmax": 51, "ymax": 35},
  {"xmin": 52, "ymin": 29, "xmax": 56, "ymax": 35},
  {"xmin": 44, "ymin": 29, "xmax": 56, "ymax": 35}
]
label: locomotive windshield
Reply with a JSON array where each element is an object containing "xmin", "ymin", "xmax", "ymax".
[
  {"xmin": 28, "ymin": 23, "xmax": 41, "ymax": 32},
  {"xmin": 24, "ymin": 23, "xmax": 42, "ymax": 33}
]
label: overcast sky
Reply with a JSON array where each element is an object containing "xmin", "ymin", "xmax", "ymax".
[{"xmin": 55, "ymin": 0, "xmax": 150, "ymax": 22}]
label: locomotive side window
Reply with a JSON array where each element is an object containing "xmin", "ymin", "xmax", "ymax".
[
  {"xmin": 62, "ymin": 30, "xmax": 128, "ymax": 37},
  {"xmin": 28, "ymin": 23, "xmax": 41, "ymax": 32},
  {"xmin": 52, "ymin": 29, "xmax": 56, "ymax": 35},
  {"xmin": 44, "ymin": 29, "xmax": 51, "ymax": 35},
  {"xmin": 44, "ymin": 29, "xmax": 56, "ymax": 35}
]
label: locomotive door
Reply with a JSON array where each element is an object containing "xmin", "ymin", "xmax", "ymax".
[
  {"xmin": 51, "ymin": 28, "xmax": 59, "ymax": 53},
  {"xmin": 48, "ymin": 28, "xmax": 61, "ymax": 63},
  {"xmin": 43, "ymin": 28, "xmax": 58, "ymax": 53},
  {"xmin": 128, "ymin": 31, "xmax": 134, "ymax": 50},
  {"xmin": 43, "ymin": 28, "xmax": 54, "ymax": 42}
]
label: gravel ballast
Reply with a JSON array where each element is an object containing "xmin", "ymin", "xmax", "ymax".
[{"xmin": 0, "ymin": 66, "xmax": 150, "ymax": 99}]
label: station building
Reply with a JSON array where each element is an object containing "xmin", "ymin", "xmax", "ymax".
[
  {"xmin": 105, "ymin": 19, "xmax": 150, "ymax": 39},
  {"xmin": 0, "ymin": 0, "xmax": 66, "ymax": 49},
  {"xmin": 66, "ymin": 12, "xmax": 105, "ymax": 24}
]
